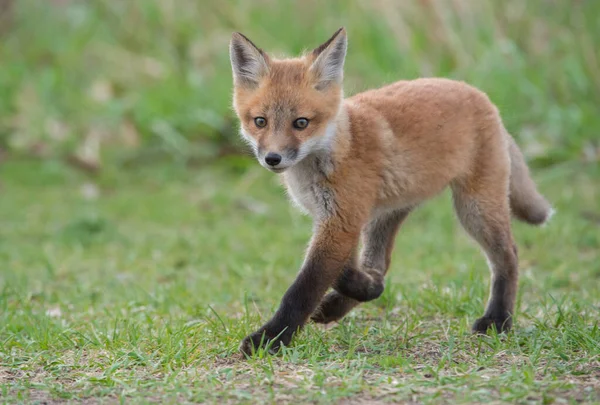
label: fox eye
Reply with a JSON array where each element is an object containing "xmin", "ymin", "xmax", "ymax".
[
  {"xmin": 254, "ymin": 117, "xmax": 267, "ymax": 128},
  {"xmin": 293, "ymin": 118, "xmax": 309, "ymax": 130}
]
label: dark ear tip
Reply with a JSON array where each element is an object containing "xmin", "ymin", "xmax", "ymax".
[
  {"xmin": 230, "ymin": 32, "xmax": 264, "ymax": 53},
  {"xmin": 231, "ymin": 32, "xmax": 253, "ymax": 43},
  {"xmin": 312, "ymin": 27, "xmax": 348, "ymax": 57}
]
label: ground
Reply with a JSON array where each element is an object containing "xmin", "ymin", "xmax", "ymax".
[{"xmin": 0, "ymin": 159, "xmax": 598, "ymax": 404}]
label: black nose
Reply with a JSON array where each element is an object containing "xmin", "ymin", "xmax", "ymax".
[{"xmin": 264, "ymin": 153, "xmax": 282, "ymax": 166}]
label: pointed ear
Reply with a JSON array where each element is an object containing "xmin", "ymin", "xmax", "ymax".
[
  {"xmin": 230, "ymin": 32, "xmax": 270, "ymax": 88},
  {"xmin": 309, "ymin": 28, "xmax": 347, "ymax": 90}
]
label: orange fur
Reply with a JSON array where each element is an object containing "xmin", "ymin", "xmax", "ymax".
[{"xmin": 230, "ymin": 28, "xmax": 551, "ymax": 355}]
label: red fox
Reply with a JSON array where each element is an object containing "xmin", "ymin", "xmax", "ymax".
[{"xmin": 230, "ymin": 28, "xmax": 552, "ymax": 355}]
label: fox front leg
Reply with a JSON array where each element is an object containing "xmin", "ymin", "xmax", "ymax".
[
  {"xmin": 312, "ymin": 209, "xmax": 410, "ymax": 323},
  {"xmin": 239, "ymin": 217, "xmax": 361, "ymax": 355}
]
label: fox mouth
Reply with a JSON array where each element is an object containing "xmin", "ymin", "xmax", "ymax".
[{"xmin": 268, "ymin": 166, "xmax": 288, "ymax": 173}]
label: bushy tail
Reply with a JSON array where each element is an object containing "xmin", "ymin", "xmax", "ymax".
[{"xmin": 508, "ymin": 136, "xmax": 553, "ymax": 225}]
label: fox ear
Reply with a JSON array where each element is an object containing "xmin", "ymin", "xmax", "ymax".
[
  {"xmin": 230, "ymin": 32, "xmax": 270, "ymax": 87},
  {"xmin": 309, "ymin": 28, "xmax": 347, "ymax": 90}
]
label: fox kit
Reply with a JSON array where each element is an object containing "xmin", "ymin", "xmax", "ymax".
[{"xmin": 230, "ymin": 28, "xmax": 552, "ymax": 355}]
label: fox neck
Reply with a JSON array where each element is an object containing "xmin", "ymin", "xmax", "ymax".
[{"xmin": 282, "ymin": 103, "xmax": 350, "ymax": 218}]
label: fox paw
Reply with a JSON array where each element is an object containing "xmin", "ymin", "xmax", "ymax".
[
  {"xmin": 472, "ymin": 315, "xmax": 512, "ymax": 334},
  {"xmin": 239, "ymin": 329, "xmax": 290, "ymax": 356},
  {"xmin": 335, "ymin": 267, "xmax": 385, "ymax": 302}
]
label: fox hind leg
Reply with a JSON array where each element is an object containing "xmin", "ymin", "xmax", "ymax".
[
  {"xmin": 312, "ymin": 209, "xmax": 409, "ymax": 323},
  {"xmin": 452, "ymin": 179, "xmax": 518, "ymax": 333},
  {"xmin": 310, "ymin": 290, "xmax": 359, "ymax": 324}
]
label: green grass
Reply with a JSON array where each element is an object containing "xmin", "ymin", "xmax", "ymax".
[
  {"xmin": 0, "ymin": 0, "xmax": 599, "ymax": 403},
  {"xmin": 1, "ymin": 158, "xmax": 599, "ymax": 404}
]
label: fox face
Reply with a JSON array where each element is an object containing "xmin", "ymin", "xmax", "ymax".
[{"xmin": 230, "ymin": 29, "xmax": 347, "ymax": 173}]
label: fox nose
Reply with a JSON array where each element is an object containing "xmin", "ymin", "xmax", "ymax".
[{"xmin": 264, "ymin": 153, "xmax": 282, "ymax": 167}]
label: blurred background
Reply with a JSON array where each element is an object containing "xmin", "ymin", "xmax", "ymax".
[
  {"xmin": 1, "ymin": 3, "xmax": 599, "ymax": 401},
  {"xmin": 0, "ymin": 0, "xmax": 598, "ymax": 172}
]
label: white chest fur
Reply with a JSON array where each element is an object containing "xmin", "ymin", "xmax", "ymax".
[{"xmin": 283, "ymin": 156, "xmax": 336, "ymax": 219}]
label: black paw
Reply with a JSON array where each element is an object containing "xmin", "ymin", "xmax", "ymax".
[
  {"xmin": 472, "ymin": 315, "xmax": 512, "ymax": 334},
  {"xmin": 239, "ymin": 329, "xmax": 291, "ymax": 356},
  {"xmin": 335, "ymin": 268, "xmax": 385, "ymax": 302},
  {"xmin": 311, "ymin": 291, "xmax": 358, "ymax": 324}
]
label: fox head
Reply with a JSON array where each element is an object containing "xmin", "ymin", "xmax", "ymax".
[{"xmin": 229, "ymin": 28, "xmax": 347, "ymax": 173}]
